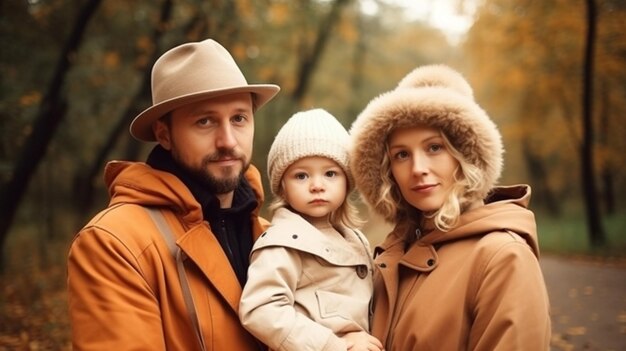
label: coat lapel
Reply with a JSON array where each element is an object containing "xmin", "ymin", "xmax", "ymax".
[
  {"xmin": 176, "ymin": 215, "xmax": 267, "ymax": 314},
  {"xmin": 177, "ymin": 223, "xmax": 242, "ymax": 313}
]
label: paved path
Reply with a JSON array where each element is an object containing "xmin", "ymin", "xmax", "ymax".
[{"xmin": 541, "ymin": 254, "xmax": 626, "ymax": 351}]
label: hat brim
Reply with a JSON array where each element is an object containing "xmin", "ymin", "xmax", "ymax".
[{"xmin": 130, "ymin": 84, "xmax": 280, "ymax": 142}]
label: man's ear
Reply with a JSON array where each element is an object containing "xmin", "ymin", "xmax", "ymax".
[{"xmin": 153, "ymin": 119, "xmax": 172, "ymax": 150}]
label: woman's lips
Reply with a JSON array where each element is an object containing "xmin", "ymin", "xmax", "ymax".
[{"xmin": 410, "ymin": 184, "xmax": 437, "ymax": 192}]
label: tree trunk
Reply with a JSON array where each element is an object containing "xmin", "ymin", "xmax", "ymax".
[
  {"xmin": 73, "ymin": 0, "xmax": 174, "ymax": 215},
  {"xmin": 598, "ymin": 80, "xmax": 615, "ymax": 214},
  {"xmin": 0, "ymin": 0, "xmax": 103, "ymax": 270},
  {"xmin": 292, "ymin": 0, "xmax": 351, "ymax": 104},
  {"xmin": 348, "ymin": 12, "xmax": 367, "ymax": 119},
  {"xmin": 522, "ymin": 141, "xmax": 561, "ymax": 216},
  {"xmin": 581, "ymin": 0, "xmax": 606, "ymax": 247}
]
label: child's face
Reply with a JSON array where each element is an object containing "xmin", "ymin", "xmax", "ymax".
[{"xmin": 281, "ymin": 156, "xmax": 347, "ymax": 223}]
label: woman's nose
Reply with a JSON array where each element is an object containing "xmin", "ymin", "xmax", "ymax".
[{"xmin": 412, "ymin": 155, "xmax": 429, "ymax": 176}]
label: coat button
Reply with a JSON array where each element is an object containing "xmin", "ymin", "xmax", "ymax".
[
  {"xmin": 356, "ymin": 265, "xmax": 368, "ymax": 279},
  {"xmin": 292, "ymin": 234, "xmax": 298, "ymax": 239},
  {"xmin": 427, "ymin": 259, "xmax": 435, "ymax": 267},
  {"xmin": 261, "ymin": 232, "xmax": 267, "ymax": 237}
]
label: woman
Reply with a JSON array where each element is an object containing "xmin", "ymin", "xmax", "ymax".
[{"xmin": 349, "ymin": 64, "xmax": 551, "ymax": 350}]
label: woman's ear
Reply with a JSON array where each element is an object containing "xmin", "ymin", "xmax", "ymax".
[{"xmin": 153, "ymin": 119, "xmax": 172, "ymax": 150}]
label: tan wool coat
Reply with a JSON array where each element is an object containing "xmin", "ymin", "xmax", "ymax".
[
  {"xmin": 239, "ymin": 208, "xmax": 374, "ymax": 351},
  {"xmin": 67, "ymin": 161, "xmax": 268, "ymax": 351},
  {"xmin": 371, "ymin": 185, "xmax": 551, "ymax": 351}
]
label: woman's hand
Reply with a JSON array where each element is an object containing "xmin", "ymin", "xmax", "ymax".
[{"xmin": 341, "ymin": 331, "xmax": 384, "ymax": 351}]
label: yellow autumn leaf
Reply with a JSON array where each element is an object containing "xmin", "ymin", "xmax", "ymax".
[
  {"xmin": 566, "ymin": 326, "xmax": 587, "ymax": 336},
  {"xmin": 103, "ymin": 51, "xmax": 121, "ymax": 69},
  {"xmin": 19, "ymin": 92, "xmax": 42, "ymax": 107},
  {"xmin": 268, "ymin": 3, "xmax": 290, "ymax": 25}
]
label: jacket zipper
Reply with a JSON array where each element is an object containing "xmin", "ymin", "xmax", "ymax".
[{"xmin": 220, "ymin": 219, "xmax": 235, "ymax": 259}]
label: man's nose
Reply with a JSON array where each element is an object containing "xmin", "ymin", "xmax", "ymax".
[{"xmin": 216, "ymin": 124, "xmax": 237, "ymax": 149}]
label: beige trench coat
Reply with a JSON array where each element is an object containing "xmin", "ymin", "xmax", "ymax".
[{"xmin": 239, "ymin": 208, "xmax": 374, "ymax": 351}]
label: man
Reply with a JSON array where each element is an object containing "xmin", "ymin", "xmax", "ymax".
[{"xmin": 67, "ymin": 39, "xmax": 280, "ymax": 350}]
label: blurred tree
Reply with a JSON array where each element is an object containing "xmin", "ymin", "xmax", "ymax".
[
  {"xmin": 581, "ymin": 0, "xmax": 605, "ymax": 246},
  {"xmin": 0, "ymin": 0, "xmax": 103, "ymax": 269},
  {"xmin": 291, "ymin": 0, "xmax": 352, "ymax": 105},
  {"xmin": 464, "ymin": 0, "xmax": 625, "ymax": 246}
]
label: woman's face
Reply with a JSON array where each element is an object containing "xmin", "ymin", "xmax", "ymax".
[{"xmin": 387, "ymin": 125, "xmax": 459, "ymax": 213}]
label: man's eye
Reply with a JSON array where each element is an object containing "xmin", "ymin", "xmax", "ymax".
[
  {"xmin": 232, "ymin": 114, "xmax": 246, "ymax": 123},
  {"xmin": 197, "ymin": 118, "xmax": 210, "ymax": 126}
]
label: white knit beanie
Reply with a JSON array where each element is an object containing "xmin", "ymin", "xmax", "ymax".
[{"xmin": 267, "ymin": 108, "xmax": 352, "ymax": 196}]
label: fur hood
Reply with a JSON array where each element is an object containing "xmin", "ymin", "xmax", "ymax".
[{"xmin": 349, "ymin": 64, "xmax": 503, "ymax": 222}]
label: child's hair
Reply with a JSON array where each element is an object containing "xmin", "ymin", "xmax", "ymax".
[
  {"xmin": 266, "ymin": 108, "xmax": 362, "ymax": 228},
  {"xmin": 376, "ymin": 129, "xmax": 485, "ymax": 240}
]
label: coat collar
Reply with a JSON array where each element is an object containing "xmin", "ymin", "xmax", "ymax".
[{"xmin": 256, "ymin": 208, "xmax": 370, "ymax": 266}]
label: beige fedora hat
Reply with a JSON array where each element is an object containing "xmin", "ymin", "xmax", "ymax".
[{"xmin": 130, "ymin": 39, "xmax": 281, "ymax": 141}]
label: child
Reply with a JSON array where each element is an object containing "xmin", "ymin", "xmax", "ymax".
[{"xmin": 239, "ymin": 109, "xmax": 383, "ymax": 351}]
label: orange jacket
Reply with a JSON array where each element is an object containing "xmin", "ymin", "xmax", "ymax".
[
  {"xmin": 371, "ymin": 185, "xmax": 551, "ymax": 351},
  {"xmin": 67, "ymin": 161, "xmax": 268, "ymax": 350}
]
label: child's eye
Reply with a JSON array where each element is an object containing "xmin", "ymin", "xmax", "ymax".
[
  {"xmin": 294, "ymin": 172, "xmax": 308, "ymax": 180},
  {"xmin": 325, "ymin": 170, "xmax": 338, "ymax": 177}
]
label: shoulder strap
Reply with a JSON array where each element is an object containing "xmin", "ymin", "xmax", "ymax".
[{"xmin": 145, "ymin": 207, "xmax": 207, "ymax": 351}]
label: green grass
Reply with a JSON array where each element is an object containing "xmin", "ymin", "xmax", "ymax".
[{"xmin": 536, "ymin": 211, "xmax": 626, "ymax": 257}]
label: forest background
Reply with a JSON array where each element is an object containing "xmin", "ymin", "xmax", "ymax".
[{"xmin": 0, "ymin": 0, "xmax": 625, "ymax": 349}]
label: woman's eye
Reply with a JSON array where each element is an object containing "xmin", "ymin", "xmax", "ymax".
[
  {"xmin": 429, "ymin": 144, "xmax": 443, "ymax": 152},
  {"xmin": 197, "ymin": 118, "xmax": 210, "ymax": 126},
  {"xmin": 394, "ymin": 150, "xmax": 409, "ymax": 159}
]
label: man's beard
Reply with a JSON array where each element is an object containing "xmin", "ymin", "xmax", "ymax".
[{"xmin": 176, "ymin": 148, "xmax": 250, "ymax": 195}]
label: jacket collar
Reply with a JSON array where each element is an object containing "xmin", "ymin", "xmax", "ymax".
[
  {"xmin": 105, "ymin": 156, "xmax": 268, "ymax": 314},
  {"xmin": 374, "ymin": 185, "xmax": 539, "ymax": 265}
]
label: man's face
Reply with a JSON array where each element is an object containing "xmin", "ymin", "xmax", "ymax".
[{"xmin": 154, "ymin": 92, "xmax": 255, "ymax": 194}]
